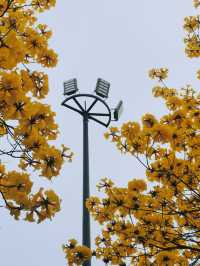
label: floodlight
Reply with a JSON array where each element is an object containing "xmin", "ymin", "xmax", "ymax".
[
  {"xmin": 114, "ymin": 100, "xmax": 123, "ymax": 121},
  {"xmin": 94, "ymin": 78, "xmax": 110, "ymax": 98},
  {"xmin": 63, "ymin": 78, "xmax": 78, "ymax": 96}
]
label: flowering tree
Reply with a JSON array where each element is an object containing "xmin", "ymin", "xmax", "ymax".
[
  {"xmin": 0, "ymin": 0, "xmax": 72, "ymax": 223},
  {"xmin": 63, "ymin": 1, "xmax": 200, "ymax": 265}
]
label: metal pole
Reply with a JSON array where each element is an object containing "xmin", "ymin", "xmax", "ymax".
[
  {"xmin": 83, "ymin": 113, "xmax": 91, "ymax": 266},
  {"xmin": 62, "ymin": 93, "xmax": 115, "ymax": 266}
]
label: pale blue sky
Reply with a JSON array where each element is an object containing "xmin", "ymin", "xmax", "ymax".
[{"xmin": 1, "ymin": 1, "xmax": 199, "ymax": 266}]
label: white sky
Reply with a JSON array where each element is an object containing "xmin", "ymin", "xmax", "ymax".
[{"xmin": 1, "ymin": 1, "xmax": 200, "ymax": 266}]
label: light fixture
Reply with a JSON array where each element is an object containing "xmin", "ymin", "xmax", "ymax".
[
  {"xmin": 94, "ymin": 78, "xmax": 110, "ymax": 98},
  {"xmin": 63, "ymin": 78, "xmax": 78, "ymax": 96},
  {"xmin": 114, "ymin": 100, "xmax": 123, "ymax": 121}
]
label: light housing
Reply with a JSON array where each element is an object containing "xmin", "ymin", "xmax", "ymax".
[
  {"xmin": 94, "ymin": 78, "xmax": 110, "ymax": 98},
  {"xmin": 63, "ymin": 78, "xmax": 78, "ymax": 96},
  {"xmin": 114, "ymin": 100, "xmax": 123, "ymax": 121}
]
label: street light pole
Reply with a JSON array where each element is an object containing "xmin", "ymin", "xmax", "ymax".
[
  {"xmin": 62, "ymin": 79, "xmax": 123, "ymax": 266},
  {"xmin": 82, "ymin": 113, "xmax": 91, "ymax": 260}
]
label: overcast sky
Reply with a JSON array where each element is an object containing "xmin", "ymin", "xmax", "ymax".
[{"xmin": 1, "ymin": 1, "xmax": 200, "ymax": 266}]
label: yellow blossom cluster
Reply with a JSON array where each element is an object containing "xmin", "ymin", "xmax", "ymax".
[
  {"xmin": 62, "ymin": 239, "xmax": 92, "ymax": 266},
  {"xmin": 65, "ymin": 71, "xmax": 200, "ymax": 264},
  {"xmin": 0, "ymin": 0, "xmax": 73, "ymax": 222},
  {"xmin": 91, "ymin": 74, "xmax": 200, "ymax": 265},
  {"xmin": 0, "ymin": 163, "xmax": 61, "ymax": 222},
  {"xmin": 184, "ymin": 13, "xmax": 200, "ymax": 58},
  {"xmin": 148, "ymin": 67, "xmax": 168, "ymax": 81},
  {"xmin": 193, "ymin": 0, "xmax": 200, "ymax": 8}
]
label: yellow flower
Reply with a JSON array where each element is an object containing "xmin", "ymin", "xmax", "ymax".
[
  {"xmin": 166, "ymin": 96, "xmax": 183, "ymax": 110},
  {"xmin": 104, "ymin": 132, "xmax": 110, "ymax": 139},
  {"xmin": 151, "ymin": 124, "xmax": 173, "ymax": 143},
  {"xmin": 193, "ymin": 0, "xmax": 200, "ymax": 8},
  {"xmin": 63, "ymin": 240, "xmax": 92, "ymax": 266},
  {"xmin": 184, "ymin": 16, "xmax": 200, "ymax": 33},
  {"xmin": 38, "ymin": 49, "xmax": 58, "ymax": 67},
  {"xmin": 86, "ymin": 196, "xmax": 100, "ymax": 211},
  {"xmin": 128, "ymin": 179, "xmax": 147, "ymax": 192},
  {"xmin": 30, "ymin": 71, "xmax": 49, "ymax": 98},
  {"xmin": 37, "ymin": 24, "xmax": 52, "ymax": 39},
  {"xmin": 149, "ymin": 68, "xmax": 168, "ymax": 81},
  {"xmin": 155, "ymin": 251, "xmax": 177, "ymax": 266},
  {"xmin": 32, "ymin": 0, "xmax": 56, "ymax": 11},
  {"xmin": 25, "ymin": 28, "xmax": 46, "ymax": 56},
  {"xmin": 142, "ymin": 113, "xmax": 158, "ymax": 128},
  {"xmin": 121, "ymin": 121, "xmax": 140, "ymax": 140},
  {"xmin": 25, "ymin": 212, "xmax": 35, "ymax": 222}
]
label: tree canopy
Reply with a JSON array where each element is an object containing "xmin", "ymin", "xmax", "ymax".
[
  {"xmin": 0, "ymin": 0, "xmax": 72, "ymax": 223},
  {"xmin": 63, "ymin": 1, "xmax": 200, "ymax": 265}
]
